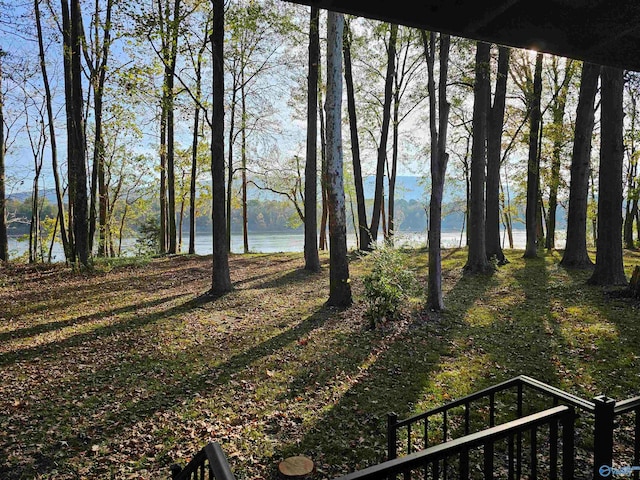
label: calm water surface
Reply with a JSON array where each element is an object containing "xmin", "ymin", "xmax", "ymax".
[{"xmin": 7, "ymin": 229, "xmax": 563, "ymax": 262}]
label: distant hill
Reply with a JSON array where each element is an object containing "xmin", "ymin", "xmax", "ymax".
[
  {"xmin": 7, "ymin": 177, "xmax": 566, "ymax": 233},
  {"xmin": 8, "ymin": 189, "xmax": 58, "ymax": 204}
]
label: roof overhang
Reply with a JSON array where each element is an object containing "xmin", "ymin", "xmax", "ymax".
[{"xmin": 283, "ymin": 0, "xmax": 640, "ymax": 72}]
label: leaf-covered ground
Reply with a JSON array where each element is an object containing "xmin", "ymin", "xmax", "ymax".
[{"xmin": 1, "ymin": 248, "xmax": 639, "ymax": 479}]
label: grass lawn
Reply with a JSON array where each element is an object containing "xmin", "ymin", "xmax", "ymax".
[{"xmin": 1, "ymin": 248, "xmax": 639, "ymax": 479}]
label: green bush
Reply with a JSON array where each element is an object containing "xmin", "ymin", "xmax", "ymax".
[
  {"xmin": 362, "ymin": 245, "xmax": 419, "ymax": 328},
  {"xmin": 135, "ymin": 216, "xmax": 161, "ymax": 256}
]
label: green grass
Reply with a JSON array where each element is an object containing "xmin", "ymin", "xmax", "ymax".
[{"xmin": 1, "ymin": 248, "xmax": 639, "ymax": 479}]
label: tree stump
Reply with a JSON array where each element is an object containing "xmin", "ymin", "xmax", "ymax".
[
  {"xmin": 278, "ymin": 455, "xmax": 314, "ymax": 479},
  {"xmin": 630, "ymin": 266, "xmax": 640, "ymax": 299}
]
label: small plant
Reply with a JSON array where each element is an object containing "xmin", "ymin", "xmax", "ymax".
[
  {"xmin": 135, "ymin": 216, "xmax": 161, "ymax": 256},
  {"xmin": 362, "ymin": 245, "xmax": 419, "ymax": 328}
]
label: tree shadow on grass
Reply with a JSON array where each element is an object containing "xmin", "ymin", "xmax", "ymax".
[
  {"xmin": 0, "ymin": 293, "xmax": 189, "ymax": 344},
  {"xmin": 252, "ymin": 266, "xmax": 325, "ymax": 291},
  {"xmin": 267, "ymin": 264, "xmax": 498, "ymax": 478},
  {"xmin": 0, "ymin": 296, "xmax": 332, "ymax": 479},
  {"xmin": 1, "ymin": 258, "xmax": 211, "ymax": 322},
  {"xmin": 0, "ymin": 292, "xmax": 197, "ymax": 367}
]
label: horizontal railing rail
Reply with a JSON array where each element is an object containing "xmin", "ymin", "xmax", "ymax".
[
  {"xmin": 172, "ymin": 442, "xmax": 236, "ymax": 480},
  {"xmin": 615, "ymin": 396, "xmax": 640, "ymax": 415},
  {"xmin": 393, "ymin": 375, "xmax": 593, "ymax": 431},
  {"xmin": 387, "ymin": 375, "xmax": 594, "ymax": 462},
  {"xmin": 338, "ymin": 406, "xmax": 575, "ymax": 480},
  {"xmin": 387, "ymin": 376, "xmax": 640, "ymax": 479}
]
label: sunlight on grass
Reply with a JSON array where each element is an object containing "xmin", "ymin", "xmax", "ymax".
[
  {"xmin": 558, "ymin": 305, "xmax": 619, "ymax": 348},
  {"xmin": 3, "ymin": 250, "xmax": 640, "ymax": 479},
  {"xmin": 416, "ymin": 353, "xmax": 494, "ymax": 411}
]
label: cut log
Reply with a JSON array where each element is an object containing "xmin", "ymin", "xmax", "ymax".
[{"xmin": 278, "ymin": 455, "xmax": 314, "ymax": 479}]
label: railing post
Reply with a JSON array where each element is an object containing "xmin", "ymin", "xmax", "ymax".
[
  {"xmin": 562, "ymin": 408, "xmax": 575, "ymax": 480},
  {"xmin": 170, "ymin": 464, "xmax": 183, "ymax": 480},
  {"xmin": 387, "ymin": 412, "xmax": 398, "ymax": 460},
  {"xmin": 593, "ymin": 395, "xmax": 616, "ymax": 479}
]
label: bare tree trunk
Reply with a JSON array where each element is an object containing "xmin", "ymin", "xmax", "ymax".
[
  {"xmin": 166, "ymin": 0, "xmax": 181, "ymax": 255},
  {"xmin": 624, "ymin": 91, "xmax": 638, "ymax": 249},
  {"xmin": 560, "ymin": 63, "xmax": 600, "ymax": 268},
  {"xmin": 241, "ymin": 75, "xmax": 249, "ymax": 254},
  {"xmin": 624, "ymin": 185, "xmax": 638, "ymax": 249},
  {"xmin": 369, "ymin": 23, "xmax": 397, "ymax": 245},
  {"xmin": 343, "ymin": 21, "xmax": 370, "ymax": 251},
  {"xmin": 588, "ymin": 66, "xmax": 627, "ymax": 286},
  {"xmin": 326, "ymin": 11, "xmax": 352, "ymax": 307},
  {"xmin": 28, "ymin": 125, "xmax": 45, "ymax": 263},
  {"xmin": 318, "ymin": 74, "xmax": 328, "ymax": 251},
  {"xmin": 61, "ymin": 0, "xmax": 76, "ymax": 262},
  {"xmin": 189, "ymin": 35, "xmax": 206, "ymax": 255},
  {"xmin": 486, "ymin": 45, "xmax": 510, "ymax": 264},
  {"xmin": 160, "ymin": 102, "xmax": 168, "ymax": 254},
  {"xmin": 64, "ymin": 0, "xmax": 89, "ymax": 267},
  {"xmin": 30, "ymin": 183, "xmax": 39, "ymax": 263},
  {"xmin": 465, "ymin": 42, "xmax": 492, "ymax": 273},
  {"xmin": 629, "ymin": 197, "xmax": 639, "ymax": 247},
  {"xmin": 178, "ymin": 180, "xmax": 185, "ymax": 252},
  {"xmin": 388, "ymin": 82, "xmax": 399, "ymax": 243},
  {"xmin": 226, "ymin": 85, "xmax": 237, "ymax": 251},
  {"xmin": 423, "ymin": 31, "xmax": 451, "ymax": 311},
  {"xmin": 590, "ymin": 169, "xmax": 598, "ymax": 247},
  {"xmin": 210, "ymin": 0, "xmax": 232, "ymax": 294},
  {"xmin": 0, "ymin": 53, "xmax": 7, "ymax": 262},
  {"xmin": 546, "ymin": 59, "xmax": 576, "ymax": 251},
  {"xmin": 304, "ymin": 6, "xmax": 321, "ymax": 270},
  {"xmin": 523, "ymin": 52, "xmax": 543, "ymax": 259},
  {"xmin": 380, "ymin": 187, "xmax": 387, "ymax": 240}
]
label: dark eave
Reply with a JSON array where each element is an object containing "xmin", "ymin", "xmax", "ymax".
[{"xmin": 283, "ymin": 0, "xmax": 640, "ymax": 72}]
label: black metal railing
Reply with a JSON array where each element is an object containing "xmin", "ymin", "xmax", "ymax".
[
  {"xmin": 171, "ymin": 377, "xmax": 639, "ymax": 480},
  {"xmin": 172, "ymin": 442, "xmax": 236, "ymax": 480},
  {"xmin": 387, "ymin": 375, "xmax": 640, "ymax": 480},
  {"xmin": 337, "ymin": 405, "xmax": 575, "ymax": 480}
]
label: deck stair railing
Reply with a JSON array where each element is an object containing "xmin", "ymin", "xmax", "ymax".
[
  {"xmin": 171, "ymin": 442, "xmax": 236, "ymax": 480},
  {"xmin": 172, "ymin": 376, "xmax": 640, "ymax": 480},
  {"xmin": 336, "ymin": 405, "xmax": 575, "ymax": 480},
  {"xmin": 387, "ymin": 375, "xmax": 640, "ymax": 479}
]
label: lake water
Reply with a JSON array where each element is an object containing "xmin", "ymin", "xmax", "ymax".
[{"xmin": 6, "ymin": 229, "xmax": 564, "ymax": 262}]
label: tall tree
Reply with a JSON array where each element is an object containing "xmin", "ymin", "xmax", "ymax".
[
  {"xmin": 523, "ymin": 52, "xmax": 543, "ymax": 259},
  {"xmin": 588, "ymin": 66, "xmax": 627, "ymax": 286},
  {"xmin": 0, "ymin": 49, "xmax": 6, "ymax": 262},
  {"xmin": 368, "ymin": 23, "xmax": 397, "ymax": 246},
  {"xmin": 211, "ymin": 0, "xmax": 232, "ymax": 294},
  {"xmin": 624, "ymin": 74, "xmax": 640, "ymax": 249},
  {"xmin": 464, "ymin": 42, "xmax": 492, "ymax": 273},
  {"xmin": 325, "ymin": 11, "xmax": 352, "ymax": 307},
  {"xmin": 545, "ymin": 57, "xmax": 577, "ymax": 250},
  {"xmin": 388, "ymin": 27, "xmax": 425, "ymax": 243},
  {"xmin": 165, "ymin": 0, "xmax": 181, "ymax": 254},
  {"xmin": 303, "ymin": 6, "xmax": 320, "ymax": 271},
  {"xmin": 87, "ymin": 0, "xmax": 114, "ymax": 257},
  {"xmin": 485, "ymin": 45, "xmax": 510, "ymax": 264},
  {"xmin": 187, "ymin": 17, "xmax": 209, "ymax": 255},
  {"xmin": 62, "ymin": 0, "xmax": 90, "ymax": 267},
  {"xmin": 35, "ymin": 0, "xmax": 71, "ymax": 262},
  {"xmin": 224, "ymin": 0, "xmax": 288, "ymax": 252},
  {"xmin": 343, "ymin": 18, "xmax": 370, "ymax": 251},
  {"xmin": 560, "ymin": 63, "xmax": 600, "ymax": 268},
  {"xmin": 423, "ymin": 31, "xmax": 451, "ymax": 310},
  {"xmin": 22, "ymin": 93, "xmax": 47, "ymax": 263}
]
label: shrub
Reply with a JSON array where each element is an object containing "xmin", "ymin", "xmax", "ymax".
[
  {"xmin": 362, "ymin": 245, "xmax": 419, "ymax": 328},
  {"xmin": 135, "ymin": 216, "xmax": 161, "ymax": 256}
]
